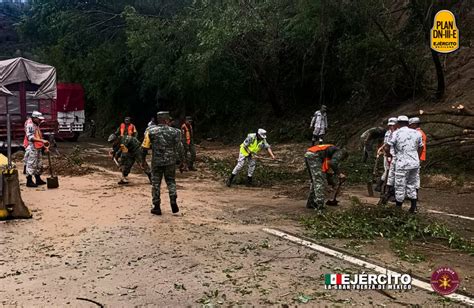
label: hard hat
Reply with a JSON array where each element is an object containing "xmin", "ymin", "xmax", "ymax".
[
  {"xmin": 156, "ymin": 111, "xmax": 171, "ymax": 120},
  {"xmin": 31, "ymin": 111, "xmax": 45, "ymax": 120},
  {"xmin": 257, "ymin": 128, "xmax": 267, "ymax": 139},
  {"xmin": 397, "ymin": 115, "xmax": 409, "ymax": 122},
  {"xmin": 388, "ymin": 117, "xmax": 397, "ymax": 126},
  {"xmin": 107, "ymin": 134, "xmax": 117, "ymax": 143},
  {"xmin": 409, "ymin": 117, "xmax": 420, "ymax": 124}
]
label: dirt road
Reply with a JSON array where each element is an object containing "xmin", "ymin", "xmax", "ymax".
[{"xmin": 1, "ymin": 140, "xmax": 472, "ymax": 306}]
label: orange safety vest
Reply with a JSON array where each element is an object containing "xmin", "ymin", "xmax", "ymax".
[
  {"xmin": 417, "ymin": 128, "xmax": 427, "ymax": 161},
  {"xmin": 23, "ymin": 119, "xmax": 44, "ymax": 150},
  {"xmin": 120, "ymin": 123, "xmax": 136, "ymax": 136},
  {"xmin": 181, "ymin": 123, "xmax": 192, "ymax": 145},
  {"xmin": 307, "ymin": 144, "xmax": 334, "ymax": 173}
]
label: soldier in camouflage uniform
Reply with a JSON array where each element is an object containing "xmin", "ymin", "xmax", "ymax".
[
  {"xmin": 360, "ymin": 126, "xmax": 386, "ymax": 163},
  {"xmin": 305, "ymin": 144, "xmax": 347, "ymax": 209},
  {"xmin": 385, "ymin": 115, "xmax": 423, "ymax": 213},
  {"xmin": 108, "ymin": 134, "xmax": 151, "ymax": 185},
  {"xmin": 142, "ymin": 111, "xmax": 184, "ymax": 215},
  {"xmin": 23, "ymin": 111, "xmax": 50, "ymax": 187}
]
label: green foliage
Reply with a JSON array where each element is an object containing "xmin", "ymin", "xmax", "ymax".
[
  {"xmin": 203, "ymin": 156, "xmax": 305, "ymax": 187},
  {"xmin": 14, "ymin": 0, "xmax": 454, "ymax": 138},
  {"xmin": 301, "ymin": 203, "xmax": 474, "ymax": 263}
]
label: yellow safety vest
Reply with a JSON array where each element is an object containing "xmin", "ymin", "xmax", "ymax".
[{"xmin": 240, "ymin": 134, "xmax": 264, "ymax": 157}]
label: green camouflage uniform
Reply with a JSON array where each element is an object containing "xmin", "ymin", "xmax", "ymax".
[
  {"xmin": 304, "ymin": 146, "xmax": 343, "ymax": 209},
  {"xmin": 144, "ymin": 124, "xmax": 184, "ymax": 207},
  {"xmin": 113, "ymin": 135, "xmax": 149, "ymax": 177}
]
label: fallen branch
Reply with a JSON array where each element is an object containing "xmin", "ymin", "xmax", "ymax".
[
  {"xmin": 419, "ymin": 104, "xmax": 474, "ymax": 117},
  {"xmin": 421, "ymin": 120, "xmax": 474, "ymax": 130},
  {"xmin": 76, "ymin": 297, "xmax": 104, "ymax": 307}
]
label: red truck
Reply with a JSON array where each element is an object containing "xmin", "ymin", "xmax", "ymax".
[{"xmin": 0, "ymin": 57, "xmax": 85, "ymax": 148}]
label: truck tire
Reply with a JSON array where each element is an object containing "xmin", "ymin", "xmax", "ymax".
[{"xmin": 68, "ymin": 132, "xmax": 80, "ymax": 142}]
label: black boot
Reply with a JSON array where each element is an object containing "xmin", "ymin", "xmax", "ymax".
[
  {"xmin": 188, "ymin": 164, "xmax": 197, "ymax": 171},
  {"xmin": 23, "ymin": 165, "xmax": 26, "ymax": 175},
  {"xmin": 374, "ymin": 179, "xmax": 384, "ymax": 192},
  {"xmin": 246, "ymin": 176, "xmax": 253, "ymax": 187},
  {"xmin": 151, "ymin": 205, "xmax": 162, "ymax": 215},
  {"xmin": 409, "ymin": 199, "xmax": 417, "ymax": 213},
  {"xmin": 226, "ymin": 174, "xmax": 236, "ymax": 187},
  {"xmin": 35, "ymin": 175, "xmax": 47, "ymax": 186},
  {"xmin": 170, "ymin": 196, "xmax": 179, "ymax": 214},
  {"xmin": 26, "ymin": 175, "xmax": 38, "ymax": 188},
  {"xmin": 395, "ymin": 201, "xmax": 403, "ymax": 208}
]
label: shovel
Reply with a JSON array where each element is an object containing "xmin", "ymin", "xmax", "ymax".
[
  {"xmin": 46, "ymin": 150, "xmax": 59, "ymax": 189},
  {"xmin": 326, "ymin": 178, "xmax": 345, "ymax": 206}
]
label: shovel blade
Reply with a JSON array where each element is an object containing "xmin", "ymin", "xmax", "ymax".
[
  {"xmin": 47, "ymin": 177, "xmax": 59, "ymax": 189},
  {"xmin": 326, "ymin": 200, "xmax": 339, "ymax": 206}
]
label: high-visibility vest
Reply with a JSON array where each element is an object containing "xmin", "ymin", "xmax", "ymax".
[
  {"xmin": 240, "ymin": 134, "xmax": 264, "ymax": 156},
  {"xmin": 120, "ymin": 123, "xmax": 136, "ymax": 136},
  {"xmin": 181, "ymin": 123, "xmax": 192, "ymax": 145},
  {"xmin": 23, "ymin": 119, "xmax": 44, "ymax": 150},
  {"xmin": 307, "ymin": 144, "xmax": 334, "ymax": 173},
  {"xmin": 417, "ymin": 128, "xmax": 427, "ymax": 161}
]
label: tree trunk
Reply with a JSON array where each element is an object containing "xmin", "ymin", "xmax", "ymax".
[{"xmin": 431, "ymin": 49, "xmax": 445, "ymax": 99}]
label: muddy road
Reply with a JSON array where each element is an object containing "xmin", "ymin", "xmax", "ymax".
[{"xmin": 1, "ymin": 139, "xmax": 473, "ymax": 306}]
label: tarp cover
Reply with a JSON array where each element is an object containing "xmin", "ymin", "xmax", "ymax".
[{"xmin": 0, "ymin": 57, "xmax": 57, "ymax": 99}]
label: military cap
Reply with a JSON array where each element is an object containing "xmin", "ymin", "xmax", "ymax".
[
  {"xmin": 397, "ymin": 115, "xmax": 409, "ymax": 122},
  {"xmin": 409, "ymin": 117, "xmax": 420, "ymax": 124},
  {"xmin": 156, "ymin": 111, "xmax": 171, "ymax": 120}
]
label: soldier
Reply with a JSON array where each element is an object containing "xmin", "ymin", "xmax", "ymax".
[
  {"xmin": 142, "ymin": 111, "xmax": 184, "ymax": 215},
  {"xmin": 116, "ymin": 116, "xmax": 138, "ymax": 138},
  {"xmin": 226, "ymin": 129, "xmax": 275, "ymax": 187},
  {"xmin": 409, "ymin": 117, "xmax": 427, "ymax": 191},
  {"xmin": 309, "ymin": 105, "xmax": 328, "ymax": 145},
  {"xmin": 360, "ymin": 126, "xmax": 386, "ymax": 163},
  {"xmin": 375, "ymin": 117, "xmax": 397, "ymax": 192},
  {"xmin": 385, "ymin": 115, "xmax": 423, "ymax": 213},
  {"xmin": 23, "ymin": 111, "xmax": 50, "ymax": 187},
  {"xmin": 108, "ymin": 134, "xmax": 151, "ymax": 185},
  {"xmin": 305, "ymin": 144, "xmax": 347, "ymax": 209},
  {"xmin": 181, "ymin": 116, "xmax": 196, "ymax": 171}
]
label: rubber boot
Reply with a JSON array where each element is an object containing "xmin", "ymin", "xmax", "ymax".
[
  {"xmin": 395, "ymin": 201, "xmax": 403, "ymax": 208},
  {"xmin": 151, "ymin": 205, "xmax": 162, "ymax": 215},
  {"xmin": 246, "ymin": 176, "xmax": 253, "ymax": 187},
  {"xmin": 226, "ymin": 174, "xmax": 236, "ymax": 187},
  {"xmin": 118, "ymin": 176, "xmax": 129, "ymax": 185},
  {"xmin": 26, "ymin": 175, "xmax": 38, "ymax": 188},
  {"xmin": 170, "ymin": 196, "xmax": 179, "ymax": 214},
  {"xmin": 409, "ymin": 199, "xmax": 417, "ymax": 213},
  {"xmin": 374, "ymin": 179, "xmax": 383, "ymax": 192},
  {"xmin": 35, "ymin": 175, "xmax": 47, "ymax": 186},
  {"xmin": 23, "ymin": 165, "xmax": 26, "ymax": 175}
]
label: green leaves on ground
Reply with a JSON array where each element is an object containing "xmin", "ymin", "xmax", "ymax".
[{"xmin": 302, "ymin": 202, "xmax": 474, "ymax": 262}]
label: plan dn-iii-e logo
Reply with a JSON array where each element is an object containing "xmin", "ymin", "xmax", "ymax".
[{"xmin": 431, "ymin": 10, "xmax": 459, "ymax": 53}]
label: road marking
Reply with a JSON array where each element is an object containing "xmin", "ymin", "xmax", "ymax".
[
  {"xmin": 263, "ymin": 228, "xmax": 474, "ymax": 306},
  {"xmin": 427, "ymin": 210, "xmax": 474, "ymax": 221}
]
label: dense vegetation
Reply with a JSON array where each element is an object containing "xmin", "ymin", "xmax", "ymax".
[{"xmin": 2, "ymin": 0, "xmax": 471, "ymax": 140}]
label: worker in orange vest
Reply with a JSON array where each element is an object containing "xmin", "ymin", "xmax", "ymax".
[
  {"xmin": 305, "ymin": 144, "xmax": 347, "ymax": 209},
  {"xmin": 23, "ymin": 111, "xmax": 50, "ymax": 187},
  {"xmin": 181, "ymin": 116, "xmax": 196, "ymax": 171},
  {"xmin": 409, "ymin": 117, "xmax": 427, "ymax": 191},
  {"xmin": 116, "ymin": 117, "xmax": 138, "ymax": 138}
]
